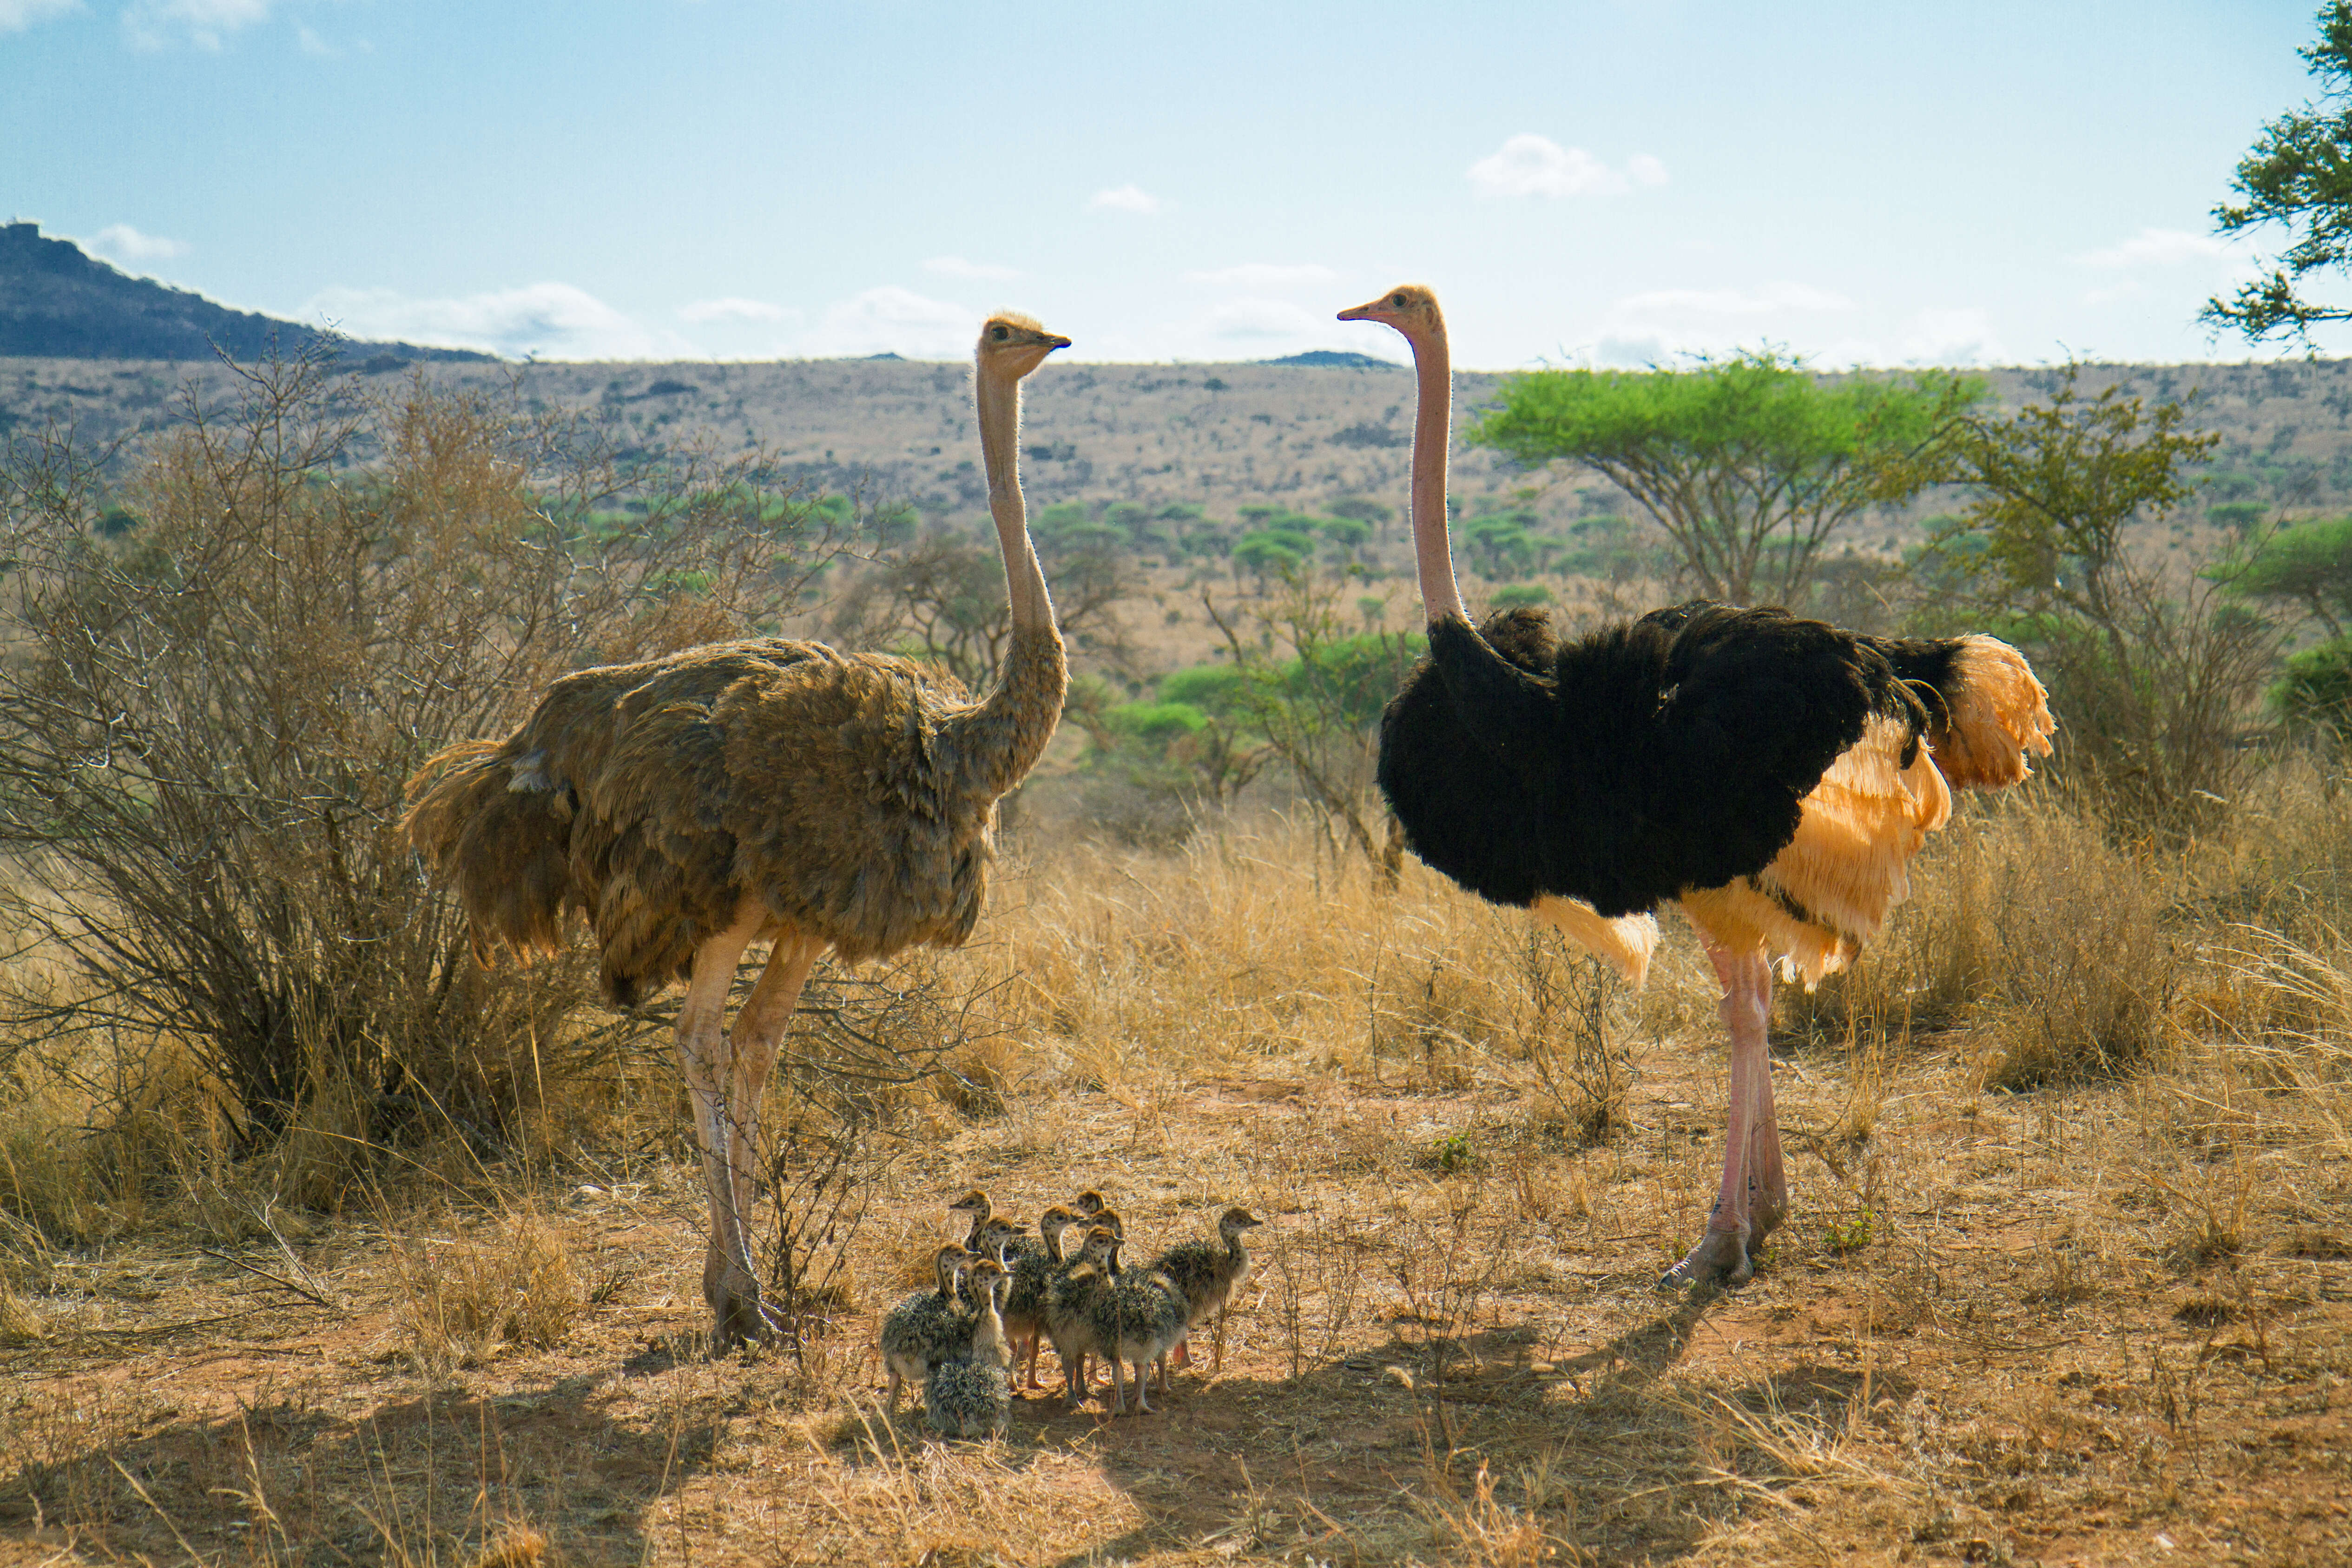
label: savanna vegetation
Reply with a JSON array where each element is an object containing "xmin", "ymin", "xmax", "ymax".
[{"xmin": 8, "ymin": 167, "xmax": 2352, "ymax": 1563}]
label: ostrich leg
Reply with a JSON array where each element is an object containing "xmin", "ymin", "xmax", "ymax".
[
  {"xmin": 707, "ymin": 930, "xmax": 826, "ymax": 1349},
  {"xmin": 1742, "ymin": 952, "xmax": 1790, "ymax": 1245},
  {"xmin": 676, "ymin": 917, "xmax": 760, "ymax": 1345},
  {"xmin": 1661, "ymin": 944, "xmax": 1774, "ymax": 1289}
]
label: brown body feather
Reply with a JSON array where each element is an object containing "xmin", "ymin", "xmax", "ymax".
[{"xmin": 404, "ymin": 624, "xmax": 1065, "ymax": 1007}]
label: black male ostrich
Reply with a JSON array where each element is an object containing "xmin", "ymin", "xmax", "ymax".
[{"xmin": 1338, "ymin": 285, "xmax": 2054, "ymax": 1289}]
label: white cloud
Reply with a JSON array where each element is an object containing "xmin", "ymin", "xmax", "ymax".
[
  {"xmin": 798, "ymin": 285, "xmax": 972, "ymax": 359},
  {"xmin": 2075, "ymin": 227, "xmax": 2229, "ymax": 270},
  {"xmin": 1467, "ymin": 134, "xmax": 1668, "ymax": 199},
  {"xmin": 1583, "ymin": 283, "xmax": 2005, "ymax": 369},
  {"xmin": 124, "ymin": 0, "xmax": 274, "ymax": 50},
  {"xmin": 0, "ymin": 0, "xmax": 78, "ymax": 35},
  {"xmin": 1185, "ymin": 263, "xmax": 1338, "ymax": 290},
  {"xmin": 1088, "ymin": 184, "xmax": 1164, "ymax": 215},
  {"xmin": 295, "ymin": 22, "xmax": 333, "ymax": 55},
  {"xmin": 923, "ymin": 255, "xmax": 1021, "ymax": 282},
  {"xmin": 677, "ymin": 296, "xmax": 790, "ymax": 323},
  {"xmin": 304, "ymin": 282, "xmax": 689, "ymax": 360},
  {"xmin": 1199, "ymin": 297, "xmax": 1330, "ymax": 341},
  {"xmin": 1892, "ymin": 307, "xmax": 2004, "ymax": 364},
  {"xmin": 84, "ymin": 223, "xmax": 189, "ymax": 269}
]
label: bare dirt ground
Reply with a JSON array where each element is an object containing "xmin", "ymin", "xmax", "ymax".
[{"xmin": 6, "ymin": 810, "xmax": 2348, "ymax": 1568}]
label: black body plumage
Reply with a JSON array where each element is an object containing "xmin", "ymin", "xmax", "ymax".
[{"xmin": 1377, "ymin": 601, "xmax": 1931, "ymax": 918}]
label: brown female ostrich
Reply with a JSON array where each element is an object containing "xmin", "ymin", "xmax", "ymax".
[
  {"xmin": 402, "ymin": 314, "xmax": 1073, "ymax": 1348},
  {"xmin": 1339, "ymin": 285, "xmax": 2054, "ymax": 1289}
]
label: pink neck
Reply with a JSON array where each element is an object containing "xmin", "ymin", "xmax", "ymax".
[{"xmin": 1404, "ymin": 321, "xmax": 1464, "ymax": 622}]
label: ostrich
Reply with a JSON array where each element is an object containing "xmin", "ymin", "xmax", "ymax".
[
  {"xmin": 1149, "ymin": 1205, "xmax": 1261, "ymax": 1374},
  {"xmin": 402, "ymin": 314, "xmax": 1074, "ymax": 1348},
  {"xmin": 1337, "ymin": 285, "xmax": 2054, "ymax": 1289}
]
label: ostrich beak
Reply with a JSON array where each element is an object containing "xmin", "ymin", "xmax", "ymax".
[
  {"xmin": 1337, "ymin": 298, "xmax": 1390, "ymax": 323},
  {"xmin": 1041, "ymin": 334, "xmax": 1072, "ymax": 351}
]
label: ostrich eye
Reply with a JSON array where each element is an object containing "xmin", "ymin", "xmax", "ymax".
[
  {"xmin": 990, "ymin": 324, "xmax": 1009, "ymax": 341},
  {"xmin": 1391, "ymin": 292, "xmax": 1408, "ymax": 307}
]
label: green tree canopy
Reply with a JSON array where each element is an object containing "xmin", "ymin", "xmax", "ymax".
[
  {"xmin": 2211, "ymin": 514, "xmax": 2352, "ymax": 637},
  {"xmin": 1469, "ymin": 350, "xmax": 1982, "ymax": 606},
  {"xmin": 1919, "ymin": 365, "xmax": 2277, "ymax": 832},
  {"xmin": 2204, "ymin": 2, "xmax": 2352, "ymax": 344}
]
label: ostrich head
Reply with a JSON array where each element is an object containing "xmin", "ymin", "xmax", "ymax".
[
  {"xmin": 973, "ymin": 1215, "xmax": 1028, "ymax": 1262},
  {"xmin": 948, "ymin": 1188, "xmax": 991, "ymax": 1219},
  {"xmin": 964, "ymin": 1255, "xmax": 1008, "ymax": 1299},
  {"xmin": 1218, "ymin": 1206, "xmax": 1264, "ymax": 1238},
  {"xmin": 932, "ymin": 1242, "xmax": 972, "ymax": 1291},
  {"xmin": 1077, "ymin": 1224, "xmax": 1120, "ymax": 1265},
  {"xmin": 976, "ymin": 312, "xmax": 1071, "ymax": 378},
  {"xmin": 1337, "ymin": 284, "xmax": 1443, "ymax": 341},
  {"xmin": 1074, "ymin": 1189, "xmax": 1107, "ymax": 1217}
]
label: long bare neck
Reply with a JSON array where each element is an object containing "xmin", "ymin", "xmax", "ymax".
[
  {"xmin": 976, "ymin": 372, "xmax": 1053, "ymax": 633},
  {"xmin": 942, "ymin": 369, "xmax": 1069, "ymax": 801},
  {"xmin": 1406, "ymin": 323, "xmax": 1466, "ymax": 623}
]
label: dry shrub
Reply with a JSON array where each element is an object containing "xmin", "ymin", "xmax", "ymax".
[
  {"xmin": 390, "ymin": 1208, "xmax": 583, "ymax": 1371},
  {"xmin": 0, "ymin": 349, "xmax": 829, "ymax": 1213},
  {"xmin": 1963, "ymin": 802, "xmax": 2179, "ymax": 1088},
  {"xmin": 1416, "ymin": 1459, "xmax": 1570, "ymax": 1568}
]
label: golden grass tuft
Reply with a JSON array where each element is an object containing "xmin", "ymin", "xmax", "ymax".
[{"xmin": 389, "ymin": 1208, "xmax": 584, "ymax": 1372}]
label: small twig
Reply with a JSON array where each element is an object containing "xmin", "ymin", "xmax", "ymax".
[{"xmin": 199, "ymin": 1247, "xmax": 342, "ymax": 1311}]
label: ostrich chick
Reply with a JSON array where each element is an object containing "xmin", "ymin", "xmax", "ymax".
[
  {"xmin": 1151, "ymin": 1206, "xmax": 1262, "ymax": 1373},
  {"xmin": 1044, "ymin": 1224, "xmax": 1120, "ymax": 1406},
  {"xmin": 1001, "ymin": 1205, "xmax": 1084, "ymax": 1390},
  {"xmin": 926, "ymin": 1266, "xmax": 1014, "ymax": 1437},
  {"xmin": 881, "ymin": 1244, "xmax": 973, "ymax": 1406},
  {"xmin": 402, "ymin": 314, "xmax": 1073, "ymax": 1351},
  {"xmin": 1085, "ymin": 1236, "xmax": 1191, "ymax": 1416}
]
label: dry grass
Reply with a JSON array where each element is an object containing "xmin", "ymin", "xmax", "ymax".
[
  {"xmin": 390, "ymin": 1209, "xmax": 587, "ymax": 1375},
  {"xmin": 2, "ymin": 773, "xmax": 2350, "ymax": 1564}
]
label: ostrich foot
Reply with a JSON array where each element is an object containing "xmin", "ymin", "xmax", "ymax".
[
  {"xmin": 1659, "ymin": 1222, "xmax": 1752, "ymax": 1290},
  {"xmin": 704, "ymin": 1259, "xmax": 782, "ymax": 1354}
]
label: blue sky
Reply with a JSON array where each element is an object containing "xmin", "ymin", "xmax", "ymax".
[{"xmin": 3, "ymin": 1, "xmax": 2340, "ymax": 367}]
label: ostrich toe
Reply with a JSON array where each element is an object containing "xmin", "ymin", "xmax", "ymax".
[
  {"xmin": 1659, "ymin": 1222, "xmax": 1753, "ymax": 1290},
  {"xmin": 706, "ymin": 1262, "xmax": 781, "ymax": 1353}
]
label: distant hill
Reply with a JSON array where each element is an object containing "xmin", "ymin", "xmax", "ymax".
[
  {"xmin": 0, "ymin": 223, "xmax": 494, "ymax": 364},
  {"xmin": 1258, "ymin": 349, "xmax": 1401, "ymax": 369}
]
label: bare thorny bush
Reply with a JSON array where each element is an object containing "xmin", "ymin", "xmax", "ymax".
[{"xmin": 0, "ymin": 348, "xmax": 830, "ymax": 1216}]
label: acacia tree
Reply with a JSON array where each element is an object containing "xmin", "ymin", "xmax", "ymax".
[
  {"xmin": 2204, "ymin": 2, "xmax": 2352, "ymax": 345},
  {"xmin": 826, "ymin": 524, "xmax": 1137, "ymax": 690},
  {"xmin": 1469, "ymin": 350, "xmax": 1980, "ymax": 606},
  {"xmin": 1200, "ymin": 567, "xmax": 1422, "ymax": 881}
]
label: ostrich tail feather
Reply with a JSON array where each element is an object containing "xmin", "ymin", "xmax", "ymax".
[
  {"xmin": 1930, "ymin": 635, "xmax": 2056, "ymax": 789},
  {"xmin": 1532, "ymin": 896, "xmax": 1660, "ymax": 988},
  {"xmin": 402, "ymin": 738, "xmax": 577, "ymax": 965}
]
